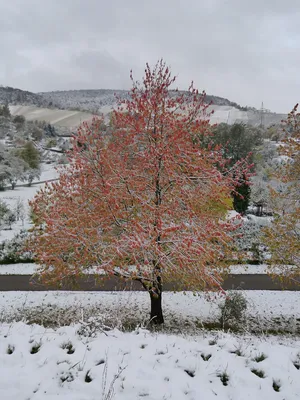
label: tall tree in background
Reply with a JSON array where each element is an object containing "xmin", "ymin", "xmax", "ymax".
[
  {"xmin": 17, "ymin": 141, "xmax": 40, "ymax": 169},
  {"xmin": 232, "ymin": 175, "xmax": 250, "ymax": 215},
  {"xmin": 28, "ymin": 60, "xmax": 249, "ymax": 323},
  {"xmin": 263, "ymin": 104, "xmax": 300, "ymax": 279},
  {"xmin": 0, "ymin": 103, "xmax": 11, "ymax": 118},
  {"xmin": 212, "ymin": 123, "xmax": 261, "ymax": 213}
]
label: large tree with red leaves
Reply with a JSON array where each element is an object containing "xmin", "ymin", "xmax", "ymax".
[{"xmin": 28, "ymin": 60, "xmax": 249, "ymax": 323}]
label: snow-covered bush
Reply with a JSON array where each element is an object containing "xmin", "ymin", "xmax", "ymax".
[
  {"xmin": 0, "ymin": 229, "xmax": 33, "ymax": 263},
  {"xmin": 234, "ymin": 218, "xmax": 262, "ymax": 251},
  {"xmin": 219, "ymin": 292, "xmax": 247, "ymax": 328},
  {"xmin": 233, "ymin": 215, "xmax": 272, "ymax": 262},
  {"xmin": 0, "ymin": 199, "xmax": 9, "ymax": 222},
  {"xmin": 0, "ymin": 199, "xmax": 16, "ymax": 230}
]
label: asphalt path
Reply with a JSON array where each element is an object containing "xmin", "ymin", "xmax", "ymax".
[{"xmin": 0, "ymin": 274, "xmax": 299, "ymax": 291}]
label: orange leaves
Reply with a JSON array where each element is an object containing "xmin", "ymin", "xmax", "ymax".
[
  {"xmin": 262, "ymin": 104, "xmax": 300, "ymax": 279},
  {"xmin": 27, "ymin": 60, "xmax": 246, "ymax": 291}
]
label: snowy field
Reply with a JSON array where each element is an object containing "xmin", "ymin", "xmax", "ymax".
[
  {"xmin": 9, "ymin": 103, "xmax": 285, "ymax": 129},
  {"xmin": 9, "ymin": 105, "xmax": 94, "ymax": 129},
  {"xmin": 1, "ymin": 290, "xmax": 300, "ymax": 334},
  {"xmin": 0, "ymin": 321, "xmax": 300, "ymax": 400}
]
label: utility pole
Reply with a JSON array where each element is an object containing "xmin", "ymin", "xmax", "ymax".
[
  {"xmin": 227, "ymin": 111, "xmax": 231, "ymax": 124},
  {"xmin": 260, "ymin": 101, "xmax": 264, "ymax": 128},
  {"xmin": 260, "ymin": 101, "xmax": 268, "ymax": 128}
]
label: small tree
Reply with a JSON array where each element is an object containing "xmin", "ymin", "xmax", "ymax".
[
  {"xmin": 14, "ymin": 197, "xmax": 26, "ymax": 225},
  {"xmin": 7, "ymin": 155, "xmax": 27, "ymax": 189},
  {"xmin": 263, "ymin": 104, "xmax": 300, "ymax": 278},
  {"xmin": 28, "ymin": 60, "xmax": 249, "ymax": 324},
  {"xmin": 3, "ymin": 211, "xmax": 16, "ymax": 230},
  {"xmin": 22, "ymin": 168, "xmax": 41, "ymax": 186},
  {"xmin": 0, "ymin": 103, "xmax": 11, "ymax": 118},
  {"xmin": 0, "ymin": 199, "xmax": 9, "ymax": 226},
  {"xmin": 17, "ymin": 141, "xmax": 40, "ymax": 170},
  {"xmin": 0, "ymin": 165, "xmax": 11, "ymax": 190},
  {"xmin": 212, "ymin": 122, "xmax": 262, "ymax": 164}
]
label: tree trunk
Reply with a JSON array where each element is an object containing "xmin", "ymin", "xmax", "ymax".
[
  {"xmin": 149, "ymin": 277, "xmax": 164, "ymax": 324},
  {"xmin": 150, "ymin": 291, "xmax": 164, "ymax": 324}
]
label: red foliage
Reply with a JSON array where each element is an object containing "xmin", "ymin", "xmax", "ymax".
[{"xmin": 28, "ymin": 60, "xmax": 249, "ymax": 303}]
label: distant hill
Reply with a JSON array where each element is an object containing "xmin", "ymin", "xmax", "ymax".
[
  {"xmin": 1, "ymin": 85, "xmax": 286, "ymax": 128},
  {"xmin": 39, "ymin": 89, "xmax": 249, "ymax": 114},
  {"xmin": 0, "ymin": 85, "xmax": 55, "ymax": 108},
  {"xmin": 1, "ymin": 85, "xmax": 249, "ymax": 113}
]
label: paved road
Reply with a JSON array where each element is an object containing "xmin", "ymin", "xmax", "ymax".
[{"xmin": 0, "ymin": 274, "xmax": 299, "ymax": 291}]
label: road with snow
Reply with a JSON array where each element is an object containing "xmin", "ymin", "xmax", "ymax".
[{"xmin": 0, "ymin": 273, "xmax": 299, "ymax": 291}]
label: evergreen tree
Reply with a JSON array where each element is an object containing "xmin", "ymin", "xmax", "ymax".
[
  {"xmin": 1, "ymin": 103, "xmax": 11, "ymax": 118},
  {"xmin": 17, "ymin": 141, "xmax": 40, "ymax": 169},
  {"xmin": 232, "ymin": 175, "xmax": 251, "ymax": 215}
]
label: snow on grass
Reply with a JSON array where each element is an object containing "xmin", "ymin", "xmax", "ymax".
[
  {"xmin": 0, "ymin": 321, "xmax": 299, "ymax": 400},
  {"xmin": 1, "ymin": 290, "xmax": 300, "ymax": 334},
  {"xmin": 0, "ymin": 263, "xmax": 36, "ymax": 275}
]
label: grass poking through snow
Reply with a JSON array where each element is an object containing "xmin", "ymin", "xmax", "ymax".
[
  {"xmin": 253, "ymin": 353, "xmax": 267, "ymax": 362},
  {"xmin": 251, "ymin": 368, "xmax": 265, "ymax": 378}
]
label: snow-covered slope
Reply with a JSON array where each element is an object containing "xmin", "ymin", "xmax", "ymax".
[
  {"xmin": 2, "ymin": 86, "xmax": 286, "ymax": 128},
  {"xmin": 0, "ymin": 322, "xmax": 299, "ymax": 399},
  {"xmin": 9, "ymin": 105, "xmax": 94, "ymax": 129},
  {"xmin": 9, "ymin": 103, "xmax": 285, "ymax": 129}
]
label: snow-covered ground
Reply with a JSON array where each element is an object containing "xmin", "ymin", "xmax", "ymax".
[
  {"xmin": 0, "ymin": 163, "xmax": 58, "ymax": 243},
  {"xmin": 9, "ymin": 105, "xmax": 94, "ymax": 129},
  {"xmin": 0, "ymin": 262, "xmax": 289, "ymax": 276},
  {"xmin": 0, "ymin": 321, "xmax": 299, "ymax": 400},
  {"xmin": 9, "ymin": 102, "xmax": 285, "ymax": 128},
  {"xmin": 1, "ymin": 290, "xmax": 300, "ymax": 334}
]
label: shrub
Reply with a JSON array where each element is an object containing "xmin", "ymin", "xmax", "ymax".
[
  {"xmin": 219, "ymin": 291, "xmax": 247, "ymax": 328},
  {"xmin": 0, "ymin": 229, "xmax": 34, "ymax": 264}
]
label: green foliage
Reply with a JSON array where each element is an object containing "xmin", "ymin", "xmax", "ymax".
[
  {"xmin": 212, "ymin": 122, "xmax": 263, "ymax": 165},
  {"xmin": 217, "ymin": 371, "xmax": 229, "ymax": 386},
  {"xmin": 46, "ymin": 138, "xmax": 57, "ymax": 148},
  {"xmin": 232, "ymin": 177, "xmax": 251, "ymax": 214},
  {"xmin": 31, "ymin": 125, "xmax": 44, "ymax": 141},
  {"xmin": 16, "ymin": 141, "xmax": 40, "ymax": 169},
  {"xmin": 13, "ymin": 115, "xmax": 26, "ymax": 126},
  {"xmin": 0, "ymin": 199, "xmax": 9, "ymax": 220},
  {"xmin": 44, "ymin": 123, "xmax": 56, "ymax": 137},
  {"xmin": 0, "ymin": 103, "xmax": 11, "ymax": 118}
]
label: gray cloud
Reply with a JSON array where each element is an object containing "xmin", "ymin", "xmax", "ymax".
[{"xmin": 0, "ymin": 0, "xmax": 299, "ymax": 112}]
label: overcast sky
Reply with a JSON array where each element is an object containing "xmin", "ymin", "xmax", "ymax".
[{"xmin": 0, "ymin": 0, "xmax": 299, "ymax": 113}]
